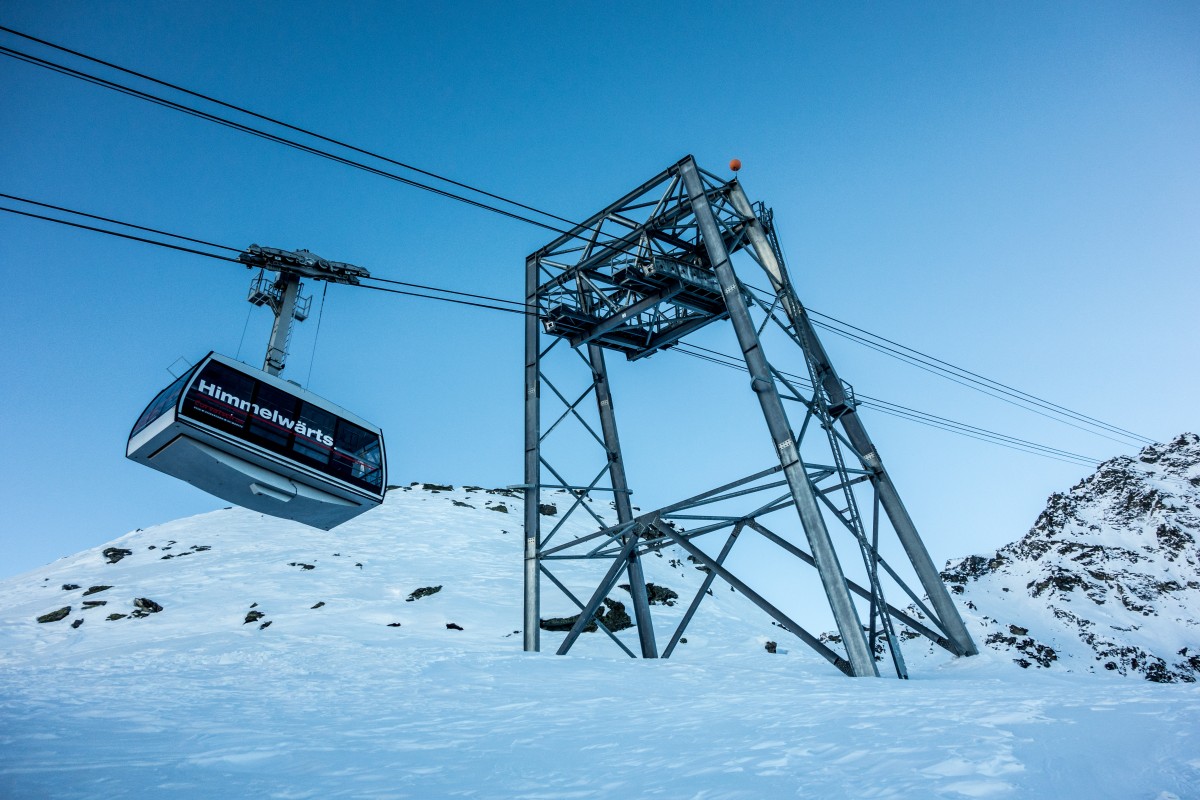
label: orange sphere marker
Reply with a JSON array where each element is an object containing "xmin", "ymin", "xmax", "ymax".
[{"xmin": 729, "ymin": 158, "xmax": 742, "ymax": 172}]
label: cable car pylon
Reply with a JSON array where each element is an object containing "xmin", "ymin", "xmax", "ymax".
[
  {"xmin": 126, "ymin": 245, "xmax": 386, "ymax": 530},
  {"xmin": 522, "ymin": 155, "xmax": 977, "ymax": 677}
]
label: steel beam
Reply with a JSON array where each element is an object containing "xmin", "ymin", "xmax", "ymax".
[
  {"xmin": 726, "ymin": 181, "xmax": 978, "ymax": 658},
  {"xmin": 656, "ymin": 523, "xmax": 853, "ymax": 675},
  {"xmin": 523, "ymin": 254, "xmax": 541, "ymax": 652},
  {"xmin": 588, "ymin": 343, "xmax": 658, "ymax": 658},
  {"xmin": 680, "ymin": 157, "xmax": 877, "ymax": 677},
  {"xmin": 555, "ymin": 531, "xmax": 640, "ymax": 655},
  {"xmin": 662, "ymin": 522, "xmax": 743, "ymax": 658},
  {"xmin": 263, "ymin": 272, "xmax": 301, "ymax": 376}
]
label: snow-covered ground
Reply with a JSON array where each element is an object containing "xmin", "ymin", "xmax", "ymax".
[{"xmin": 2, "ymin": 484, "xmax": 1199, "ymax": 798}]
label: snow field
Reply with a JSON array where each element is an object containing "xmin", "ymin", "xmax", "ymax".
[{"xmin": 1, "ymin": 484, "xmax": 1198, "ymax": 798}]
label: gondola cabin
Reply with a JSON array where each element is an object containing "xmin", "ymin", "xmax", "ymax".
[{"xmin": 127, "ymin": 353, "xmax": 386, "ymax": 530}]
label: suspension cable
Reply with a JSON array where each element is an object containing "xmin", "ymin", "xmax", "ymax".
[
  {"xmin": 0, "ymin": 31, "xmax": 1152, "ymax": 449},
  {"xmin": 0, "ymin": 195, "xmax": 1136, "ymax": 465},
  {"xmin": 0, "ymin": 24, "xmax": 581, "ymax": 231}
]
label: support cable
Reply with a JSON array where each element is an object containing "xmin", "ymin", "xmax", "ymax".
[
  {"xmin": 672, "ymin": 343, "xmax": 1099, "ymax": 467},
  {"xmin": 0, "ymin": 28, "xmax": 1151, "ymax": 447},
  {"xmin": 0, "ymin": 202, "xmax": 536, "ymax": 317},
  {"xmin": 0, "ymin": 31, "xmax": 1153, "ymax": 448},
  {"xmin": 0, "ymin": 24, "xmax": 582, "ymax": 231},
  {"xmin": 305, "ymin": 282, "xmax": 329, "ymax": 388},
  {"xmin": 680, "ymin": 341, "xmax": 1097, "ymax": 463},
  {"xmin": 0, "ymin": 196, "xmax": 1126, "ymax": 466},
  {"xmin": 0, "ymin": 43, "xmax": 576, "ymax": 237},
  {"xmin": 807, "ymin": 317, "xmax": 1147, "ymax": 447},
  {"xmin": 743, "ymin": 285, "xmax": 1151, "ymax": 445}
]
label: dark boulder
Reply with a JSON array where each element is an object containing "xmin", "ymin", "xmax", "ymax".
[
  {"xmin": 37, "ymin": 607, "xmax": 71, "ymax": 623},
  {"xmin": 406, "ymin": 585, "xmax": 443, "ymax": 602},
  {"xmin": 102, "ymin": 548, "xmax": 133, "ymax": 564}
]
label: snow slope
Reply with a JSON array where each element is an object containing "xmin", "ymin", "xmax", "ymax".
[
  {"xmin": 2, "ymin": 482, "xmax": 1199, "ymax": 798},
  {"xmin": 942, "ymin": 433, "xmax": 1200, "ymax": 682}
]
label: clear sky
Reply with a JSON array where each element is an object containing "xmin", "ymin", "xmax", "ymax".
[{"xmin": 1, "ymin": 0, "xmax": 1197, "ymax": 584}]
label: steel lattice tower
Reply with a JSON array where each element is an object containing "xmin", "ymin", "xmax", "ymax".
[{"xmin": 522, "ymin": 156, "xmax": 977, "ymax": 677}]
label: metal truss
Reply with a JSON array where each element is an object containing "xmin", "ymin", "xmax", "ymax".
[{"xmin": 522, "ymin": 155, "xmax": 978, "ymax": 677}]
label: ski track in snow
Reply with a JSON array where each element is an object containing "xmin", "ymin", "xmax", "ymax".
[{"xmin": 1, "ymin": 486, "xmax": 1198, "ymax": 798}]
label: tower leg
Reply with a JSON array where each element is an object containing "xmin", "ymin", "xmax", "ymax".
[
  {"xmin": 725, "ymin": 182, "xmax": 978, "ymax": 658},
  {"xmin": 588, "ymin": 344, "xmax": 658, "ymax": 658},
  {"xmin": 523, "ymin": 254, "xmax": 541, "ymax": 652},
  {"xmin": 680, "ymin": 158, "xmax": 877, "ymax": 677}
]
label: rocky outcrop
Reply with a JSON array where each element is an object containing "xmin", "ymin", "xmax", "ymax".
[
  {"xmin": 540, "ymin": 598, "xmax": 634, "ymax": 633},
  {"xmin": 102, "ymin": 548, "xmax": 133, "ymax": 564},
  {"xmin": 37, "ymin": 607, "xmax": 71, "ymax": 623},
  {"xmin": 407, "ymin": 586, "xmax": 443, "ymax": 602},
  {"xmin": 943, "ymin": 433, "xmax": 1200, "ymax": 682}
]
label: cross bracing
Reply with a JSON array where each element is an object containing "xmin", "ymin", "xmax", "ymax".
[{"xmin": 523, "ymin": 155, "xmax": 978, "ymax": 677}]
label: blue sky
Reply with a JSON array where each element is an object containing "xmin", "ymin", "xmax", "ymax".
[{"xmin": 1, "ymin": 0, "xmax": 1197, "ymax": 583}]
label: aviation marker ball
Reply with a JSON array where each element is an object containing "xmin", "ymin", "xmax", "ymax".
[{"xmin": 729, "ymin": 158, "xmax": 742, "ymax": 172}]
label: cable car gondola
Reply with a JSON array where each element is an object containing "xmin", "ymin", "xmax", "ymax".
[{"xmin": 127, "ymin": 352, "xmax": 387, "ymax": 530}]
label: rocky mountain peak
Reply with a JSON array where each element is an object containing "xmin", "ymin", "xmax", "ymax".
[{"xmin": 941, "ymin": 433, "xmax": 1200, "ymax": 682}]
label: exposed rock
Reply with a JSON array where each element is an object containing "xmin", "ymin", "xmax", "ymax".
[
  {"xmin": 311, "ymin": 601, "xmax": 325, "ymax": 609},
  {"xmin": 259, "ymin": 621, "xmax": 272, "ymax": 630},
  {"xmin": 61, "ymin": 584, "xmax": 80, "ymax": 591},
  {"xmin": 131, "ymin": 598, "xmax": 163, "ymax": 618},
  {"xmin": 244, "ymin": 610, "xmax": 265, "ymax": 624},
  {"xmin": 941, "ymin": 433, "xmax": 1200, "ymax": 682},
  {"xmin": 406, "ymin": 585, "xmax": 443, "ymax": 602},
  {"xmin": 102, "ymin": 548, "xmax": 133, "ymax": 564},
  {"xmin": 618, "ymin": 582, "xmax": 679, "ymax": 606},
  {"xmin": 488, "ymin": 504, "xmax": 509, "ymax": 514},
  {"xmin": 71, "ymin": 619, "xmax": 84, "ymax": 629},
  {"xmin": 540, "ymin": 615, "xmax": 594, "ymax": 633},
  {"xmin": 106, "ymin": 613, "xmax": 127, "ymax": 621},
  {"xmin": 599, "ymin": 599, "xmax": 633, "ymax": 632},
  {"xmin": 423, "ymin": 483, "xmax": 454, "ymax": 492},
  {"xmin": 288, "ymin": 562, "xmax": 316, "ymax": 570},
  {"xmin": 765, "ymin": 640, "xmax": 777, "ymax": 654},
  {"xmin": 645, "ymin": 583, "xmax": 679, "ymax": 606},
  {"xmin": 452, "ymin": 500, "xmax": 475, "ymax": 508},
  {"xmin": 37, "ymin": 607, "xmax": 71, "ymax": 623},
  {"xmin": 81, "ymin": 600, "xmax": 107, "ymax": 609},
  {"xmin": 387, "ymin": 622, "xmax": 402, "ymax": 627},
  {"xmin": 539, "ymin": 503, "xmax": 557, "ymax": 516},
  {"xmin": 446, "ymin": 623, "xmax": 463, "ymax": 631},
  {"xmin": 540, "ymin": 598, "xmax": 634, "ymax": 634}
]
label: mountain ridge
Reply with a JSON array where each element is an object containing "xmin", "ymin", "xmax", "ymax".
[
  {"xmin": 4, "ymin": 435, "xmax": 1199, "ymax": 683},
  {"xmin": 941, "ymin": 432, "xmax": 1200, "ymax": 682}
]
